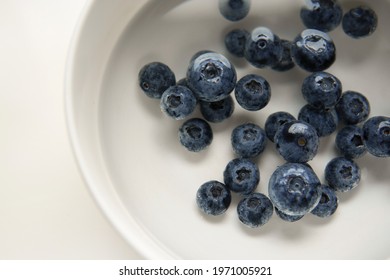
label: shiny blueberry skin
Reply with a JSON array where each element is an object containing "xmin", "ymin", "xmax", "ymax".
[
  {"xmin": 234, "ymin": 74, "xmax": 271, "ymax": 111},
  {"xmin": 325, "ymin": 157, "xmax": 361, "ymax": 192},
  {"xmin": 335, "ymin": 125, "xmax": 367, "ymax": 159},
  {"xmin": 301, "ymin": 71, "xmax": 342, "ymax": 110},
  {"xmin": 160, "ymin": 85, "xmax": 197, "ymax": 120},
  {"xmin": 244, "ymin": 26, "xmax": 283, "ymax": 68},
  {"xmin": 231, "ymin": 123, "xmax": 267, "ymax": 158},
  {"xmin": 336, "ymin": 91, "xmax": 370, "ymax": 125},
  {"xmin": 223, "ymin": 158, "xmax": 260, "ymax": 195},
  {"xmin": 138, "ymin": 62, "xmax": 176, "ymax": 99},
  {"xmin": 199, "ymin": 96, "xmax": 234, "ymax": 123},
  {"xmin": 225, "ymin": 29, "xmax": 249, "ymax": 57},
  {"xmin": 275, "ymin": 207, "xmax": 304, "ymax": 222},
  {"xmin": 300, "ymin": 0, "xmax": 343, "ymax": 32},
  {"xmin": 178, "ymin": 118, "xmax": 213, "ymax": 152},
  {"xmin": 342, "ymin": 6, "xmax": 378, "ymax": 39},
  {"xmin": 298, "ymin": 104, "xmax": 338, "ymax": 137},
  {"xmin": 271, "ymin": 39, "xmax": 295, "ymax": 72},
  {"xmin": 268, "ymin": 162, "xmax": 321, "ymax": 216},
  {"xmin": 218, "ymin": 0, "xmax": 251, "ymax": 21},
  {"xmin": 187, "ymin": 52, "xmax": 237, "ymax": 102},
  {"xmin": 311, "ymin": 184, "xmax": 338, "ymax": 218},
  {"xmin": 237, "ymin": 192, "xmax": 273, "ymax": 228},
  {"xmin": 196, "ymin": 180, "xmax": 232, "ymax": 216},
  {"xmin": 274, "ymin": 120, "xmax": 319, "ymax": 163},
  {"xmin": 291, "ymin": 29, "xmax": 336, "ymax": 72},
  {"xmin": 264, "ymin": 111, "xmax": 296, "ymax": 142},
  {"xmin": 363, "ymin": 116, "xmax": 390, "ymax": 157}
]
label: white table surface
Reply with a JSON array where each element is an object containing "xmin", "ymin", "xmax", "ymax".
[{"xmin": 0, "ymin": 0, "xmax": 143, "ymax": 259}]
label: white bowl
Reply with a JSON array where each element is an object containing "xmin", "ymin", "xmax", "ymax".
[{"xmin": 65, "ymin": 0, "xmax": 390, "ymax": 259}]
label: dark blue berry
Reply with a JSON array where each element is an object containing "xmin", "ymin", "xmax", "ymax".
[
  {"xmin": 199, "ymin": 96, "xmax": 234, "ymax": 123},
  {"xmin": 138, "ymin": 62, "xmax": 176, "ymax": 99},
  {"xmin": 187, "ymin": 52, "xmax": 237, "ymax": 102},
  {"xmin": 196, "ymin": 180, "xmax": 232, "ymax": 216},
  {"xmin": 264, "ymin": 111, "xmax": 296, "ymax": 142},
  {"xmin": 300, "ymin": 0, "xmax": 343, "ymax": 32},
  {"xmin": 336, "ymin": 90, "xmax": 370, "ymax": 125},
  {"xmin": 291, "ymin": 29, "xmax": 336, "ymax": 72},
  {"xmin": 335, "ymin": 125, "xmax": 367, "ymax": 159},
  {"xmin": 244, "ymin": 26, "xmax": 283, "ymax": 68},
  {"xmin": 298, "ymin": 104, "xmax": 339, "ymax": 137},
  {"xmin": 234, "ymin": 74, "xmax": 271, "ymax": 111},
  {"xmin": 178, "ymin": 118, "xmax": 213, "ymax": 152},
  {"xmin": 275, "ymin": 207, "xmax": 304, "ymax": 222},
  {"xmin": 218, "ymin": 0, "xmax": 251, "ymax": 21},
  {"xmin": 274, "ymin": 120, "xmax": 319, "ymax": 163},
  {"xmin": 311, "ymin": 185, "xmax": 338, "ymax": 218},
  {"xmin": 225, "ymin": 29, "xmax": 249, "ymax": 57},
  {"xmin": 231, "ymin": 123, "xmax": 267, "ymax": 158},
  {"xmin": 160, "ymin": 85, "xmax": 197, "ymax": 120},
  {"xmin": 177, "ymin": 77, "xmax": 189, "ymax": 87},
  {"xmin": 301, "ymin": 71, "xmax": 342, "ymax": 110},
  {"xmin": 268, "ymin": 162, "xmax": 321, "ymax": 216},
  {"xmin": 363, "ymin": 116, "xmax": 390, "ymax": 157},
  {"xmin": 223, "ymin": 158, "xmax": 259, "ymax": 195},
  {"xmin": 342, "ymin": 6, "xmax": 378, "ymax": 39},
  {"xmin": 271, "ymin": 39, "xmax": 295, "ymax": 72},
  {"xmin": 237, "ymin": 192, "xmax": 273, "ymax": 228},
  {"xmin": 325, "ymin": 157, "xmax": 361, "ymax": 192}
]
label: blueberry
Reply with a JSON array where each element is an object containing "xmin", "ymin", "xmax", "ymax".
[
  {"xmin": 298, "ymin": 104, "xmax": 338, "ymax": 137},
  {"xmin": 160, "ymin": 85, "xmax": 197, "ymax": 120},
  {"xmin": 275, "ymin": 207, "xmax": 304, "ymax": 222},
  {"xmin": 274, "ymin": 120, "xmax": 319, "ymax": 163},
  {"xmin": 301, "ymin": 71, "xmax": 342, "ymax": 110},
  {"xmin": 138, "ymin": 62, "xmax": 176, "ymax": 99},
  {"xmin": 196, "ymin": 180, "xmax": 232, "ymax": 216},
  {"xmin": 325, "ymin": 157, "xmax": 361, "ymax": 192},
  {"xmin": 199, "ymin": 96, "xmax": 234, "ymax": 123},
  {"xmin": 177, "ymin": 77, "xmax": 189, "ymax": 87},
  {"xmin": 268, "ymin": 162, "xmax": 321, "ymax": 216},
  {"xmin": 264, "ymin": 111, "xmax": 296, "ymax": 142},
  {"xmin": 291, "ymin": 29, "xmax": 336, "ymax": 72},
  {"xmin": 335, "ymin": 125, "xmax": 367, "ymax": 159},
  {"xmin": 218, "ymin": 0, "xmax": 251, "ymax": 22},
  {"xmin": 237, "ymin": 192, "xmax": 273, "ymax": 228},
  {"xmin": 311, "ymin": 185, "xmax": 338, "ymax": 218},
  {"xmin": 300, "ymin": 0, "xmax": 343, "ymax": 32},
  {"xmin": 342, "ymin": 6, "xmax": 378, "ymax": 39},
  {"xmin": 244, "ymin": 26, "xmax": 283, "ymax": 68},
  {"xmin": 178, "ymin": 118, "xmax": 213, "ymax": 152},
  {"xmin": 187, "ymin": 52, "xmax": 237, "ymax": 102},
  {"xmin": 336, "ymin": 91, "xmax": 370, "ymax": 125},
  {"xmin": 225, "ymin": 29, "xmax": 250, "ymax": 57},
  {"xmin": 231, "ymin": 123, "xmax": 267, "ymax": 158},
  {"xmin": 271, "ymin": 39, "xmax": 295, "ymax": 72},
  {"xmin": 223, "ymin": 158, "xmax": 260, "ymax": 195},
  {"xmin": 234, "ymin": 74, "xmax": 271, "ymax": 111},
  {"xmin": 363, "ymin": 116, "xmax": 390, "ymax": 157}
]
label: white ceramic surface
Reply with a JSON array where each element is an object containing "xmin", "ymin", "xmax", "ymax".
[{"xmin": 66, "ymin": 0, "xmax": 390, "ymax": 259}]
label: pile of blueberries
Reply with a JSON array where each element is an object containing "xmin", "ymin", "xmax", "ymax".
[{"xmin": 138, "ymin": 0, "xmax": 389, "ymax": 228}]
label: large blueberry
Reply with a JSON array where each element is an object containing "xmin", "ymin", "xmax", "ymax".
[
  {"xmin": 218, "ymin": 0, "xmax": 251, "ymax": 21},
  {"xmin": 311, "ymin": 184, "xmax": 338, "ymax": 218},
  {"xmin": 342, "ymin": 6, "xmax": 378, "ymax": 39},
  {"xmin": 335, "ymin": 125, "xmax": 367, "ymax": 159},
  {"xmin": 264, "ymin": 111, "xmax": 296, "ymax": 142},
  {"xmin": 196, "ymin": 180, "xmax": 232, "ymax": 216},
  {"xmin": 223, "ymin": 158, "xmax": 260, "ymax": 195},
  {"xmin": 231, "ymin": 123, "xmax": 267, "ymax": 158},
  {"xmin": 298, "ymin": 104, "xmax": 338, "ymax": 137},
  {"xmin": 325, "ymin": 157, "xmax": 361, "ymax": 192},
  {"xmin": 363, "ymin": 116, "xmax": 390, "ymax": 157},
  {"xmin": 225, "ymin": 29, "xmax": 249, "ymax": 57},
  {"xmin": 274, "ymin": 120, "xmax": 319, "ymax": 163},
  {"xmin": 178, "ymin": 118, "xmax": 213, "ymax": 152},
  {"xmin": 237, "ymin": 192, "xmax": 273, "ymax": 228},
  {"xmin": 291, "ymin": 29, "xmax": 336, "ymax": 72},
  {"xmin": 199, "ymin": 96, "xmax": 234, "ymax": 123},
  {"xmin": 187, "ymin": 52, "xmax": 237, "ymax": 102},
  {"xmin": 268, "ymin": 162, "xmax": 321, "ymax": 216},
  {"xmin": 138, "ymin": 62, "xmax": 176, "ymax": 99},
  {"xmin": 336, "ymin": 90, "xmax": 370, "ymax": 125},
  {"xmin": 234, "ymin": 74, "xmax": 271, "ymax": 111},
  {"xmin": 160, "ymin": 85, "xmax": 197, "ymax": 120},
  {"xmin": 300, "ymin": 0, "xmax": 343, "ymax": 32}
]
